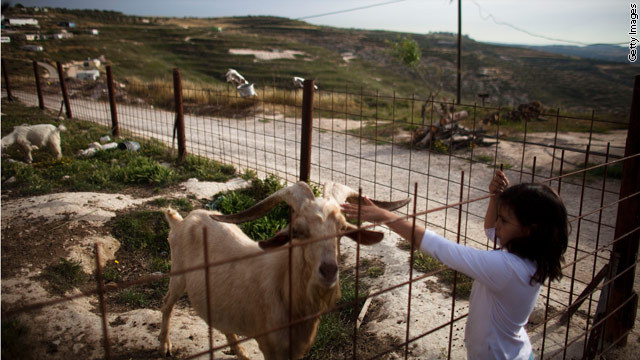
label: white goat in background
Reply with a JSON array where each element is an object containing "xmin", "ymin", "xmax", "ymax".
[
  {"xmin": 225, "ymin": 68, "xmax": 248, "ymax": 86},
  {"xmin": 159, "ymin": 181, "xmax": 408, "ymax": 359},
  {"xmin": 1, "ymin": 123, "xmax": 66, "ymax": 163}
]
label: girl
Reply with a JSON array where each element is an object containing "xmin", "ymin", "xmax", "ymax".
[{"xmin": 341, "ymin": 171, "xmax": 568, "ymax": 360}]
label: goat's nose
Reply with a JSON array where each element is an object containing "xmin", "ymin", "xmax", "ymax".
[{"xmin": 319, "ymin": 262, "xmax": 338, "ymax": 282}]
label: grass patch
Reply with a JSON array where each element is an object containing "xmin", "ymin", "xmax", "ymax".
[
  {"xmin": 41, "ymin": 258, "xmax": 88, "ymax": 294},
  {"xmin": 2, "ymin": 319, "xmax": 34, "ymax": 360},
  {"xmin": 304, "ymin": 269, "xmax": 370, "ymax": 360},
  {"xmin": 412, "ymin": 251, "xmax": 474, "ymax": 299},
  {"xmin": 1, "ymin": 101, "xmax": 236, "ymax": 197},
  {"xmin": 581, "ymin": 161, "xmax": 624, "ymax": 180},
  {"xmin": 115, "ymin": 289, "xmax": 151, "ymax": 308},
  {"xmin": 110, "ymin": 210, "xmax": 170, "ymax": 255},
  {"xmin": 149, "ymin": 197, "xmax": 193, "ymax": 212},
  {"xmin": 108, "ymin": 208, "xmax": 172, "ymax": 309}
]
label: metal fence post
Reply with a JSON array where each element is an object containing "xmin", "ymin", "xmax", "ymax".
[
  {"xmin": 56, "ymin": 61, "xmax": 72, "ymax": 118},
  {"xmin": 106, "ymin": 65, "xmax": 119, "ymax": 137},
  {"xmin": 33, "ymin": 60, "xmax": 44, "ymax": 110},
  {"xmin": 299, "ymin": 79, "xmax": 315, "ymax": 183},
  {"xmin": 2, "ymin": 59, "xmax": 14, "ymax": 101},
  {"xmin": 173, "ymin": 68, "xmax": 186, "ymax": 162},
  {"xmin": 602, "ymin": 75, "xmax": 640, "ymax": 347}
]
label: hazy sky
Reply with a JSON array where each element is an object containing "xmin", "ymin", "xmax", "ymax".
[{"xmin": 9, "ymin": 0, "xmax": 629, "ymax": 46}]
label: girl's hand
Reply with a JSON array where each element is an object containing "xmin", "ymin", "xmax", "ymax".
[
  {"xmin": 489, "ymin": 170, "xmax": 509, "ymax": 194},
  {"xmin": 341, "ymin": 196, "xmax": 394, "ymax": 223}
]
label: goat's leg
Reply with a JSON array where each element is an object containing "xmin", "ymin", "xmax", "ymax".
[
  {"xmin": 158, "ymin": 275, "xmax": 185, "ymax": 357},
  {"xmin": 48, "ymin": 136, "xmax": 62, "ymax": 159},
  {"xmin": 17, "ymin": 141, "xmax": 34, "ymax": 163},
  {"xmin": 224, "ymin": 333, "xmax": 250, "ymax": 360}
]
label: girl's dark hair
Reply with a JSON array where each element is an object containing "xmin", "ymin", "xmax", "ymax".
[{"xmin": 499, "ymin": 183, "xmax": 569, "ymax": 284}]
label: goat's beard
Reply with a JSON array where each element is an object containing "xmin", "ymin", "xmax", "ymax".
[{"xmin": 309, "ymin": 276, "xmax": 341, "ymax": 311}]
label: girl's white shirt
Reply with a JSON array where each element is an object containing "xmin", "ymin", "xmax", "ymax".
[{"xmin": 420, "ymin": 228, "xmax": 540, "ymax": 360}]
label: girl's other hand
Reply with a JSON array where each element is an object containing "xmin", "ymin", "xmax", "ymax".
[{"xmin": 489, "ymin": 170, "xmax": 509, "ymax": 194}]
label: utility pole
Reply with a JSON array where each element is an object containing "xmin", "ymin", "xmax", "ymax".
[{"xmin": 457, "ymin": 0, "xmax": 462, "ymax": 104}]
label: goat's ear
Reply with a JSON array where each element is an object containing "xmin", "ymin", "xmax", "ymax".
[
  {"xmin": 258, "ymin": 231, "xmax": 291, "ymax": 250},
  {"xmin": 343, "ymin": 224, "xmax": 384, "ymax": 245}
]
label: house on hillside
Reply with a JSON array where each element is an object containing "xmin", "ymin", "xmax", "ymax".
[
  {"xmin": 52, "ymin": 30, "xmax": 73, "ymax": 40},
  {"xmin": 1, "ymin": 36, "xmax": 11, "ymax": 43},
  {"xmin": 8, "ymin": 18, "xmax": 39, "ymax": 26},
  {"xmin": 89, "ymin": 29, "xmax": 99, "ymax": 35},
  {"xmin": 83, "ymin": 58, "xmax": 101, "ymax": 68},
  {"xmin": 22, "ymin": 44, "xmax": 43, "ymax": 52},
  {"xmin": 77, "ymin": 70, "xmax": 100, "ymax": 81},
  {"xmin": 23, "ymin": 33, "xmax": 43, "ymax": 41},
  {"xmin": 59, "ymin": 21, "xmax": 75, "ymax": 28}
]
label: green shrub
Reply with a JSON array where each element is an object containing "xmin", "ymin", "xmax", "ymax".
[{"xmin": 207, "ymin": 175, "xmax": 290, "ymax": 241}]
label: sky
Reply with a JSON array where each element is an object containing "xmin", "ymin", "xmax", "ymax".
[{"xmin": 7, "ymin": 0, "xmax": 629, "ymax": 46}]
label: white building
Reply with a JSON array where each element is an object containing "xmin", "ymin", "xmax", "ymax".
[
  {"xmin": 22, "ymin": 45, "xmax": 43, "ymax": 52},
  {"xmin": 8, "ymin": 18, "xmax": 39, "ymax": 26},
  {"xmin": 77, "ymin": 70, "xmax": 100, "ymax": 81},
  {"xmin": 83, "ymin": 58, "xmax": 101, "ymax": 68},
  {"xmin": 23, "ymin": 34, "xmax": 41, "ymax": 41},
  {"xmin": 90, "ymin": 29, "xmax": 99, "ymax": 35},
  {"xmin": 1, "ymin": 36, "xmax": 11, "ymax": 43}
]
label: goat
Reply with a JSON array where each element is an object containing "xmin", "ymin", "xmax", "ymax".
[
  {"xmin": 1, "ymin": 123, "xmax": 66, "ymax": 163},
  {"xmin": 159, "ymin": 181, "xmax": 409, "ymax": 359},
  {"xmin": 225, "ymin": 68, "xmax": 248, "ymax": 86},
  {"xmin": 292, "ymin": 76, "xmax": 318, "ymax": 90}
]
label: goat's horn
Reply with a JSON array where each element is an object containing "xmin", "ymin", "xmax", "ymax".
[
  {"xmin": 323, "ymin": 182, "xmax": 410, "ymax": 211},
  {"xmin": 346, "ymin": 196, "xmax": 410, "ymax": 211},
  {"xmin": 210, "ymin": 181, "xmax": 315, "ymax": 224}
]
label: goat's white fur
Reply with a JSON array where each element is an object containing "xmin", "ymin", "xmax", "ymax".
[
  {"xmin": 1, "ymin": 124, "xmax": 66, "ymax": 163},
  {"xmin": 158, "ymin": 182, "xmax": 404, "ymax": 359},
  {"xmin": 225, "ymin": 68, "xmax": 248, "ymax": 86}
]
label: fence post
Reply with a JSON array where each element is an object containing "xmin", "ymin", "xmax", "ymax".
[
  {"xmin": 56, "ymin": 61, "xmax": 72, "ymax": 118},
  {"xmin": 603, "ymin": 75, "xmax": 640, "ymax": 346},
  {"xmin": 33, "ymin": 60, "xmax": 44, "ymax": 110},
  {"xmin": 2, "ymin": 59, "xmax": 14, "ymax": 101},
  {"xmin": 299, "ymin": 79, "xmax": 315, "ymax": 183},
  {"xmin": 173, "ymin": 68, "xmax": 186, "ymax": 162},
  {"xmin": 106, "ymin": 66, "xmax": 119, "ymax": 137}
]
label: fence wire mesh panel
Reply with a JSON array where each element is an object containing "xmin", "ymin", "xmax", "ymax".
[{"xmin": 1, "ymin": 60, "xmax": 638, "ymax": 360}]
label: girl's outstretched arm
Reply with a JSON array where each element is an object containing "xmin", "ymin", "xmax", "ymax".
[
  {"xmin": 341, "ymin": 196, "xmax": 426, "ymax": 249},
  {"xmin": 484, "ymin": 170, "xmax": 509, "ymax": 229}
]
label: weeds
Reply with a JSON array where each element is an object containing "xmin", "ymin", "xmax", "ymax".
[
  {"xmin": 41, "ymin": 258, "xmax": 88, "ymax": 294},
  {"xmin": 110, "ymin": 211, "xmax": 170, "ymax": 255}
]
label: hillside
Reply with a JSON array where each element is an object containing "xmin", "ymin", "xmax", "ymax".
[{"xmin": 1, "ymin": 6, "xmax": 638, "ymax": 116}]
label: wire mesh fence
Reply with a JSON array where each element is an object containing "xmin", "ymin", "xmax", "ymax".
[{"xmin": 1, "ymin": 59, "xmax": 638, "ymax": 359}]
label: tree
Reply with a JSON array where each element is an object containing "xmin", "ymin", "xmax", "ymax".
[{"xmin": 391, "ymin": 36, "xmax": 421, "ymax": 68}]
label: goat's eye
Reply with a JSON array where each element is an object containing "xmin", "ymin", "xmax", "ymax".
[{"xmin": 292, "ymin": 226, "xmax": 309, "ymax": 238}]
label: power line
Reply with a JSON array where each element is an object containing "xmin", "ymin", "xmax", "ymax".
[
  {"xmin": 296, "ymin": 0, "xmax": 410, "ymax": 20},
  {"xmin": 470, "ymin": 0, "xmax": 626, "ymax": 46}
]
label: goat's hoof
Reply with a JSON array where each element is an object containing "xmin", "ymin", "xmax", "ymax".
[{"xmin": 159, "ymin": 342, "xmax": 172, "ymax": 357}]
